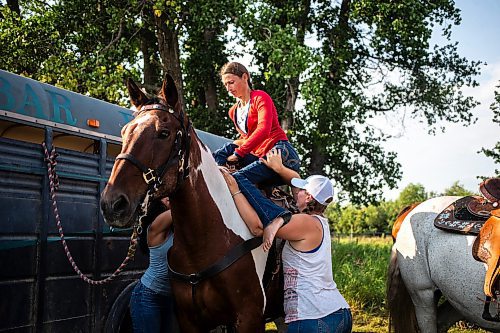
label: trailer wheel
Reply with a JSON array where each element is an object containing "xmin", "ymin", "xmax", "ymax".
[{"xmin": 104, "ymin": 281, "xmax": 137, "ymax": 333}]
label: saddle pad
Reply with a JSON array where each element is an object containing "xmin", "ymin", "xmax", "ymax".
[{"xmin": 434, "ymin": 196, "xmax": 489, "ymax": 235}]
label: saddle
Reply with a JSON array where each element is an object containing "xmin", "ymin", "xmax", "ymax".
[
  {"xmin": 434, "ymin": 178, "xmax": 500, "ymax": 299},
  {"xmin": 474, "ymin": 178, "xmax": 500, "ymax": 299},
  {"xmin": 268, "ymin": 187, "xmax": 300, "ymax": 214}
]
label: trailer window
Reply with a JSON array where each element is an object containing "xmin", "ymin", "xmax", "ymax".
[
  {"xmin": 0, "ymin": 119, "xmax": 99, "ymax": 154},
  {"xmin": 0, "ymin": 119, "xmax": 45, "ymax": 145},
  {"xmin": 0, "ymin": 119, "xmax": 123, "ymax": 158},
  {"xmin": 107, "ymin": 142, "xmax": 121, "ymax": 158},
  {"xmin": 52, "ymin": 130, "xmax": 98, "ymax": 153}
]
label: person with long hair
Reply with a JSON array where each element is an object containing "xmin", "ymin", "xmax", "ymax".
[{"xmin": 214, "ymin": 61, "xmax": 301, "ymax": 246}]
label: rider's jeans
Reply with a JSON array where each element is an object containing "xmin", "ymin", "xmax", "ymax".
[
  {"xmin": 233, "ymin": 172, "xmax": 291, "ymax": 228},
  {"xmin": 287, "ymin": 308, "xmax": 353, "ymax": 333},
  {"xmin": 213, "ymin": 140, "xmax": 300, "ymax": 185},
  {"xmin": 215, "ymin": 140, "xmax": 299, "ymax": 227}
]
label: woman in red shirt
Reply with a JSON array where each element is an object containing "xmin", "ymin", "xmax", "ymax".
[{"xmin": 213, "ymin": 61, "xmax": 301, "ymax": 246}]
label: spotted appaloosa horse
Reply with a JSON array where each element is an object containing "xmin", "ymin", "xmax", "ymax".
[
  {"xmin": 387, "ymin": 197, "xmax": 500, "ymax": 333},
  {"xmin": 100, "ymin": 75, "xmax": 281, "ymax": 332}
]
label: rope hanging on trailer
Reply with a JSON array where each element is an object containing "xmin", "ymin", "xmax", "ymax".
[{"xmin": 42, "ymin": 142, "xmax": 139, "ymax": 285}]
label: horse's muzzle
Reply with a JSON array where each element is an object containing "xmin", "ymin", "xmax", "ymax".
[{"xmin": 100, "ymin": 189, "xmax": 135, "ymax": 228}]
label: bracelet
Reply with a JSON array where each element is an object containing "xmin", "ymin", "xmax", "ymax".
[{"xmin": 231, "ymin": 190, "xmax": 242, "ymax": 197}]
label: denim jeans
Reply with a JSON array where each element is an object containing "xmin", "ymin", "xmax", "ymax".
[
  {"xmin": 213, "ymin": 140, "xmax": 301, "ymax": 185},
  {"xmin": 233, "ymin": 172, "xmax": 291, "ymax": 228},
  {"xmin": 215, "ymin": 140, "xmax": 299, "ymax": 227},
  {"xmin": 287, "ymin": 308, "xmax": 352, "ymax": 333},
  {"xmin": 129, "ymin": 281, "xmax": 180, "ymax": 333},
  {"xmin": 213, "ymin": 142, "xmax": 260, "ymax": 168}
]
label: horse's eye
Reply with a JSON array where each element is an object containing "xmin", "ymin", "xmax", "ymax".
[{"xmin": 159, "ymin": 129, "xmax": 170, "ymax": 139}]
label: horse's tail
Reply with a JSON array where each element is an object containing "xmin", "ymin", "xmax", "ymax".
[{"xmin": 387, "ymin": 247, "xmax": 418, "ymax": 333}]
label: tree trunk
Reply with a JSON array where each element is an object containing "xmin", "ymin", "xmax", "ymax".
[
  {"xmin": 203, "ymin": 29, "xmax": 218, "ymax": 113},
  {"xmin": 282, "ymin": 75, "xmax": 298, "ymax": 132},
  {"xmin": 7, "ymin": 0, "xmax": 20, "ymax": 15},
  {"xmin": 328, "ymin": 0, "xmax": 351, "ymax": 83},
  {"xmin": 281, "ymin": 0, "xmax": 311, "ymax": 132},
  {"xmin": 308, "ymin": 0, "xmax": 351, "ymax": 173},
  {"xmin": 155, "ymin": 16, "xmax": 185, "ymax": 108},
  {"xmin": 308, "ymin": 144, "xmax": 327, "ymax": 175},
  {"xmin": 141, "ymin": 8, "xmax": 161, "ymax": 92}
]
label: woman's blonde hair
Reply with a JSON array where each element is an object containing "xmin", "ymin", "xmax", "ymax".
[{"xmin": 220, "ymin": 62, "xmax": 253, "ymax": 89}]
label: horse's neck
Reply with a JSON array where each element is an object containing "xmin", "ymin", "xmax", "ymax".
[{"xmin": 170, "ymin": 140, "xmax": 253, "ymax": 252}]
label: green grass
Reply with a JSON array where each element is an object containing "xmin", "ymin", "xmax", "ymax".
[
  {"xmin": 329, "ymin": 236, "xmax": 488, "ymax": 333},
  {"xmin": 332, "ymin": 236, "xmax": 392, "ymax": 312},
  {"xmin": 265, "ymin": 236, "xmax": 487, "ymax": 332}
]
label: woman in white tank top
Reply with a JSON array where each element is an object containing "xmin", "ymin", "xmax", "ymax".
[{"xmin": 222, "ymin": 148, "xmax": 352, "ymax": 332}]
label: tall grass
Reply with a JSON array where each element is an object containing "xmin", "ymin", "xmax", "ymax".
[
  {"xmin": 332, "ymin": 236, "xmax": 391, "ymax": 312},
  {"xmin": 330, "ymin": 236, "xmax": 487, "ymax": 333}
]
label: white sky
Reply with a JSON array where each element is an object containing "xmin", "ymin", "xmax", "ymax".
[{"xmin": 381, "ymin": 0, "xmax": 500, "ymax": 199}]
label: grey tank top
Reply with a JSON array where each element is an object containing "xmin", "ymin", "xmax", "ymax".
[{"xmin": 140, "ymin": 231, "xmax": 174, "ymax": 295}]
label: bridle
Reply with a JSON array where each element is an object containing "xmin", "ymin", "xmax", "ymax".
[{"xmin": 115, "ymin": 102, "xmax": 192, "ymax": 229}]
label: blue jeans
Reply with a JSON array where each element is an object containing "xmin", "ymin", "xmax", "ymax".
[
  {"xmin": 287, "ymin": 308, "xmax": 352, "ymax": 333},
  {"xmin": 215, "ymin": 141, "xmax": 299, "ymax": 227},
  {"xmin": 213, "ymin": 140, "xmax": 300, "ymax": 185},
  {"xmin": 235, "ymin": 141, "xmax": 299, "ymax": 227},
  {"xmin": 233, "ymin": 172, "xmax": 291, "ymax": 228},
  {"xmin": 130, "ymin": 281, "xmax": 180, "ymax": 333}
]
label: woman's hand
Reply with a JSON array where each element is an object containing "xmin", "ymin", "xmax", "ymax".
[
  {"xmin": 220, "ymin": 167, "xmax": 240, "ymax": 194},
  {"xmin": 260, "ymin": 148, "xmax": 284, "ymax": 173},
  {"xmin": 227, "ymin": 154, "xmax": 239, "ymax": 164}
]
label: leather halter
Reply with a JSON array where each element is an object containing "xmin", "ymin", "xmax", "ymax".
[{"xmin": 116, "ymin": 102, "xmax": 192, "ymax": 197}]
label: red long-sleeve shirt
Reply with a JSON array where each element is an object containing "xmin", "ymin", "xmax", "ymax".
[{"xmin": 229, "ymin": 90, "xmax": 288, "ymax": 158}]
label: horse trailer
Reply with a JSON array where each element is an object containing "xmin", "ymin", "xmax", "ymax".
[{"xmin": 0, "ymin": 70, "xmax": 228, "ymax": 332}]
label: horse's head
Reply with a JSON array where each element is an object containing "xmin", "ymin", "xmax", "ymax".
[{"xmin": 100, "ymin": 74, "xmax": 191, "ymax": 228}]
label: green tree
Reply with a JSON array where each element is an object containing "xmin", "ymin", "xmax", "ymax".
[
  {"xmin": 327, "ymin": 203, "xmax": 365, "ymax": 235},
  {"xmin": 0, "ymin": 0, "xmax": 143, "ymax": 103},
  {"xmin": 397, "ymin": 183, "xmax": 428, "ymax": 209},
  {"xmin": 1, "ymin": 0, "xmax": 484, "ymax": 204},
  {"xmin": 441, "ymin": 181, "xmax": 475, "ymax": 196},
  {"xmin": 0, "ymin": 0, "xmax": 241, "ymax": 136},
  {"xmin": 481, "ymin": 81, "xmax": 500, "ymax": 175},
  {"xmin": 181, "ymin": 0, "xmax": 241, "ymax": 137},
  {"xmin": 237, "ymin": 0, "xmax": 481, "ymax": 204}
]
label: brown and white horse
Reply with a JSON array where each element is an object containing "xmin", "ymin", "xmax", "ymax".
[{"xmin": 100, "ymin": 75, "xmax": 280, "ymax": 332}]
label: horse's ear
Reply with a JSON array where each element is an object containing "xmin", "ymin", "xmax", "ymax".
[
  {"xmin": 161, "ymin": 74, "xmax": 178, "ymax": 108},
  {"xmin": 126, "ymin": 78, "xmax": 149, "ymax": 108}
]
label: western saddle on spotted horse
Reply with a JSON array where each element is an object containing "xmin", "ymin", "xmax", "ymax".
[{"xmin": 387, "ymin": 177, "xmax": 500, "ymax": 333}]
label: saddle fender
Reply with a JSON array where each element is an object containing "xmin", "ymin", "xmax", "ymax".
[{"xmin": 472, "ymin": 208, "xmax": 500, "ymax": 298}]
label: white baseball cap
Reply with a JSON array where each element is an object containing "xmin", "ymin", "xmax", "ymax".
[{"xmin": 291, "ymin": 175, "xmax": 334, "ymax": 205}]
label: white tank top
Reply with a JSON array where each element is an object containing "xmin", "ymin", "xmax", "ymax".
[
  {"xmin": 282, "ymin": 215, "xmax": 349, "ymax": 323},
  {"xmin": 235, "ymin": 101, "xmax": 250, "ymax": 134}
]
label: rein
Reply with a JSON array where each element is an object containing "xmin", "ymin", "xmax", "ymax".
[{"xmin": 42, "ymin": 142, "xmax": 138, "ymax": 285}]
